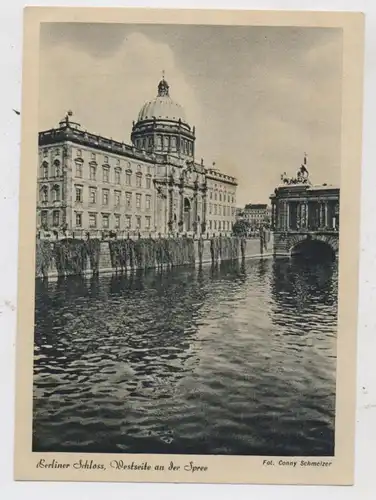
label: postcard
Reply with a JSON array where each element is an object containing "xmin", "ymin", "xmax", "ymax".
[{"xmin": 14, "ymin": 7, "xmax": 364, "ymax": 485}]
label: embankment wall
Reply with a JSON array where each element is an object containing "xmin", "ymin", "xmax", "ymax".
[{"xmin": 35, "ymin": 234, "xmax": 274, "ymax": 279}]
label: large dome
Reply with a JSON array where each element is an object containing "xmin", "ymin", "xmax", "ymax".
[{"xmin": 137, "ymin": 78, "xmax": 187, "ymax": 123}]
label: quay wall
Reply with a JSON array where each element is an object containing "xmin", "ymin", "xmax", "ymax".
[{"xmin": 35, "ymin": 234, "xmax": 274, "ymax": 279}]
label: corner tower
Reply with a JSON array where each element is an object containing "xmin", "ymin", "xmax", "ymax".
[{"xmin": 131, "ymin": 76, "xmax": 196, "ymax": 160}]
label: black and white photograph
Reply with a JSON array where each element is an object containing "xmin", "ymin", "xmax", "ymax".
[{"xmin": 14, "ymin": 7, "xmax": 364, "ymax": 486}]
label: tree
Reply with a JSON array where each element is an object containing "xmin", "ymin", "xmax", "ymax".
[{"xmin": 232, "ymin": 219, "xmax": 251, "ymax": 236}]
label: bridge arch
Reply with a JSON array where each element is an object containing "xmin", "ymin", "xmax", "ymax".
[{"xmin": 289, "ymin": 234, "xmax": 337, "ymax": 261}]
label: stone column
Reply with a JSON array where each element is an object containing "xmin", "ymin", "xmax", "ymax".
[
  {"xmin": 324, "ymin": 201, "xmax": 328, "ymax": 228},
  {"xmin": 319, "ymin": 202, "xmax": 323, "ymax": 228},
  {"xmin": 168, "ymin": 186, "xmax": 173, "ymax": 232},
  {"xmin": 179, "ymin": 183, "xmax": 184, "ymax": 232},
  {"xmin": 328, "ymin": 202, "xmax": 334, "ymax": 230},
  {"xmin": 305, "ymin": 201, "xmax": 309, "ymax": 229},
  {"xmin": 271, "ymin": 201, "xmax": 275, "ymax": 229},
  {"xmin": 275, "ymin": 201, "xmax": 280, "ymax": 230},
  {"xmin": 193, "ymin": 190, "xmax": 198, "ymax": 233},
  {"xmin": 296, "ymin": 202, "xmax": 301, "ymax": 229},
  {"xmin": 202, "ymin": 189, "xmax": 207, "ymax": 233},
  {"xmin": 286, "ymin": 202, "xmax": 290, "ymax": 230},
  {"xmin": 313, "ymin": 202, "xmax": 318, "ymax": 230}
]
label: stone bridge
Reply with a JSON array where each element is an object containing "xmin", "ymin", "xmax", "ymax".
[
  {"xmin": 270, "ymin": 180, "xmax": 340, "ymax": 258},
  {"xmin": 273, "ymin": 230, "xmax": 339, "ymax": 257}
]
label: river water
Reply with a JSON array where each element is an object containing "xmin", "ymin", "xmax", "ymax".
[{"xmin": 33, "ymin": 257, "xmax": 338, "ymax": 456}]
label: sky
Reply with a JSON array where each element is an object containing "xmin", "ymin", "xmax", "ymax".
[{"xmin": 39, "ymin": 23, "xmax": 343, "ymax": 206}]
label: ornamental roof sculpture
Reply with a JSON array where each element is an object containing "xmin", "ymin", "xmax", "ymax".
[{"xmin": 280, "ymin": 153, "xmax": 312, "ymax": 186}]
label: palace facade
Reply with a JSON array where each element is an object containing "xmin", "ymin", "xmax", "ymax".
[{"xmin": 37, "ymin": 77, "xmax": 237, "ymax": 237}]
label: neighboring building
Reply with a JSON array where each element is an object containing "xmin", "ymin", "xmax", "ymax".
[
  {"xmin": 236, "ymin": 203, "xmax": 271, "ymax": 227},
  {"xmin": 270, "ymin": 183, "xmax": 340, "ymax": 232},
  {"xmin": 270, "ymin": 155, "xmax": 340, "ymax": 232},
  {"xmin": 269, "ymin": 158, "xmax": 340, "ymax": 257},
  {"xmin": 270, "ymin": 182, "xmax": 340, "ymax": 257},
  {"xmin": 206, "ymin": 168, "xmax": 237, "ymax": 234},
  {"xmin": 37, "ymin": 77, "xmax": 237, "ymax": 237}
]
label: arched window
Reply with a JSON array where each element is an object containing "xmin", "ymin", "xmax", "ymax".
[
  {"xmin": 41, "ymin": 185, "xmax": 48, "ymax": 202},
  {"xmin": 52, "ymin": 185, "xmax": 60, "ymax": 202},
  {"xmin": 54, "ymin": 160, "xmax": 60, "ymax": 177},
  {"xmin": 42, "ymin": 161, "xmax": 49, "ymax": 179}
]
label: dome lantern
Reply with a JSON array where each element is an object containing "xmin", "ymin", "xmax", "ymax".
[{"xmin": 158, "ymin": 77, "xmax": 170, "ymax": 97}]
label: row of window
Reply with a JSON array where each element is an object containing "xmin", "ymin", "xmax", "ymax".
[
  {"xmin": 41, "ymin": 148, "xmax": 152, "ymax": 173},
  {"xmin": 209, "ymin": 191, "xmax": 235, "ymax": 203},
  {"xmin": 40, "ymin": 210, "xmax": 152, "ymax": 231},
  {"xmin": 40, "ymin": 212, "xmax": 232, "ymax": 232},
  {"xmin": 40, "ymin": 161, "xmax": 61, "ymax": 178},
  {"xmin": 209, "ymin": 204, "xmax": 236, "ymax": 217},
  {"xmin": 40, "ymin": 210, "xmax": 61, "ymax": 227},
  {"xmin": 208, "ymin": 220, "xmax": 233, "ymax": 232},
  {"xmin": 79, "ymin": 213, "xmax": 151, "ymax": 230},
  {"xmin": 134, "ymin": 135, "xmax": 193, "ymax": 156},
  {"xmin": 42, "ymin": 148, "xmax": 60, "ymax": 158},
  {"xmin": 40, "ymin": 185, "xmax": 60, "ymax": 202},
  {"xmin": 75, "ymin": 185, "xmax": 152, "ymax": 210},
  {"xmin": 75, "ymin": 164, "xmax": 152, "ymax": 188},
  {"xmin": 40, "ymin": 163, "xmax": 153, "ymax": 188}
]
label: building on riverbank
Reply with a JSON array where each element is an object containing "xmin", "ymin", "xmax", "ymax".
[
  {"xmin": 270, "ymin": 159, "xmax": 340, "ymax": 257},
  {"xmin": 235, "ymin": 203, "xmax": 271, "ymax": 228},
  {"xmin": 37, "ymin": 77, "xmax": 237, "ymax": 238}
]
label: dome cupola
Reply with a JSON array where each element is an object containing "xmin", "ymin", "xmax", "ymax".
[
  {"xmin": 131, "ymin": 75, "xmax": 195, "ymax": 160},
  {"xmin": 136, "ymin": 77, "xmax": 187, "ymax": 124}
]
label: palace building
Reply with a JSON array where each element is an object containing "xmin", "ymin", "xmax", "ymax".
[{"xmin": 37, "ymin": 77, "xmax": 237, "ymax": 237}]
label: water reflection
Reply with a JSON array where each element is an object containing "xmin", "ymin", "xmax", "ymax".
[{"xmin": 33, "ymin": 257, "xmax": 337, "ymax": 456}]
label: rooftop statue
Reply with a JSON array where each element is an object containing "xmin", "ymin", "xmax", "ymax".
[{"xmin": 280, "ymin": 153, "xmax": 311, "ymax": 186}]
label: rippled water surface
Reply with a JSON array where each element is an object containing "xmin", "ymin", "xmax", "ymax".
[{"xmin": 33, "ymin": 257, "xmax": 338, "ymax": 456}]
